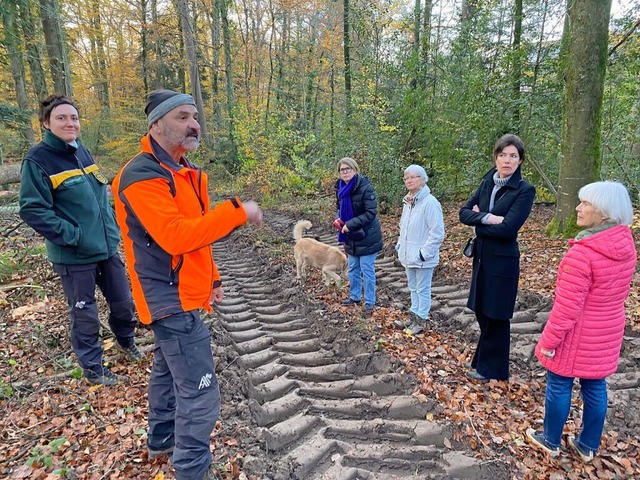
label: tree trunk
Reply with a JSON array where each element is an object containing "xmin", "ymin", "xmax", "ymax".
[
  {"xmin": 551, "ymin": 0, "xmax": 612, "ymax": 235},
  {"xmin": 0, "ymin": 164, "xmax": 22, "ymax": 186},
  {"xmin": 2, "ymin": 4, "xmax": 35, "ymax": 145},
  {"xmin": 419, "ymin": 0, "xmax": 432, "ymax": 89},
  {"xmin": 174, "ymin": 0, "xmax": 186, "ymax": 92},
  {"xmin": 150, "ymin": 0, "xmax": 163, "ymax": 89},
  {"xmin": 206, "ymin": 0, "xmax": 222, "ymax": 141},
  {"xmin": 343, "ymin": 0, "xmax": 352, "ymax": 119},
  {"xmin": 460, "ymin": 0, "xmax": 478, "ymax": 24},
  {"xmin": 89, "ymin": 0, "xmax": 110, "ymax": 113},
  {"xmin": 330, "ymin": 63, "xmax": 335, "ymax": 156},
  {"xmin": 38, "ymin": 0, "xmax": 72, "ymax": 96},
  {"xmin": 410, "ymin": 0, "xmax": 420, "ymax": 89},
  {"xmin": 220, "ymin": 0, "xmax": 239, "ymax": 169},
  {"xmin": 17, "ymin": 0, "xmax": 48, "ymax": 101},
  {"xmin": 264, "ymin": 0, "xmax": 276, "ymax": 129},
  {"xmin": 140, "ymin": 0, "xmax": 150, "ymax": 93},
  {"xmin": 239, "ymin": 0, "xmax": 253, "ymax": 116},
  {"xmin": 177, "ymin": 0, "xmax": 208, "ymax": 140},
  {"xmin": 511, "ymin": 0, "xmax": 523, "ymax": 131}
]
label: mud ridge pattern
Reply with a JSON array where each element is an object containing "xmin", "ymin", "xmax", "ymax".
[
  {"xmin": 371, "ymin": 225, "xmax": 640, "ymax": 437},
  {"xmin": 210, "ymin": 213, "xmax": 506, "ymax": 480},
  {"xmin": 209, "ymin": 213, "xmax": 639, "ymax": 479}
]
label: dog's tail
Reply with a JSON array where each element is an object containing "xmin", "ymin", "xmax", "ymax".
[{"xmin": 293, "ymin": 220, "xmax": 313, "ymax": 241}]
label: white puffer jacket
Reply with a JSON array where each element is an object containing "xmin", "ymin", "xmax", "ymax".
[{"xmin": 396, "ymin": 185, "xmax": 445, "ymax": 268}]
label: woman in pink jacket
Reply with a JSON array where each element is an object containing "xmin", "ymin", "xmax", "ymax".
[{"xmin": 526, "ymin": 181, "xmax": 637, "ymax": 463}]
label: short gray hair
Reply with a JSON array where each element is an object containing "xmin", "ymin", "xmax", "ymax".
[
  {"xmin": 578, "ymin": 181, "xmax": 634, "ymax": 225},
  {"xmin": 404, "ymin": 164, "xmax": 428, "ymax": 182}
]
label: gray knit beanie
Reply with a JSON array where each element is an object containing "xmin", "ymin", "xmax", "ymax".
[{"xmin": 145, "ymin": 89, "xmax": 196, "ymax": 127}]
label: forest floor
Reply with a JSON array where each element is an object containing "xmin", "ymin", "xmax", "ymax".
[{"xmin": 1, "ymin": 201, "xmax": 639, "ymax": 480}]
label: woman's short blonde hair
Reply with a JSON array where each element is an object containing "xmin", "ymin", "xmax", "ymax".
[
  {"xmin": 337, "ymin": 157, "xmax": 359, "ymax": 174},
  {"xmin": 578, "ymin": 181, "xmax": 634, "ymax": 225}
]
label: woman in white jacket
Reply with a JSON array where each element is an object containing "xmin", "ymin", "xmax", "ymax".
[{"xmin": 395, "ymin": 165, "xmax": 445, "ymax": 335}]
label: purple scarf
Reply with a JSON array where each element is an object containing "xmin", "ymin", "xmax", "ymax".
[{"xmin": 337, "ymin": 175, "xmax": 357, "ymax": 242}]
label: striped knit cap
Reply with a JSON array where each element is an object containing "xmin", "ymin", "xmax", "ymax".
[{"xmin": 145, "ymin": 89, "xmax": 196, "ymax": 127}]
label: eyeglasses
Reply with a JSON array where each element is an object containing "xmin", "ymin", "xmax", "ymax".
[
  {"xmin": 339, "ymin": 167, "xmax": 352, "ymax": 173},
  {"xmin": 403, "ymin": 175, "xmax": 421, "ymax": 181}
]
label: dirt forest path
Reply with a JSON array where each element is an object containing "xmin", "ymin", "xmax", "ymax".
[
  {"xmin": 207, "ymin": 209, "xmax": 640, "ymax": 479},
  {"xmin": 2, "ymin": 205, "xmax": 639, "ymax": 479}
]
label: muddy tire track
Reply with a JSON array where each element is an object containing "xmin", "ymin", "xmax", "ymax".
[
  {"xmin": 371, "ymin": 228, "xmax": 640, "ymax": 437},
  {"xmin": 210, "ymin": 212, "xmax": 639, "ymax": 478},
  {"xmin": 210, "ymin": 214, "xmax": 512, "ymax": 480}
]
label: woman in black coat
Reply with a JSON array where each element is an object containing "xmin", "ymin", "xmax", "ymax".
[
  {"xmin": 459, "ymin": 134, "xmax": 535, "ymax": 381},
  {"xmin": 335, "ymin": 157, "xmax": 383, "ymax": 312}
]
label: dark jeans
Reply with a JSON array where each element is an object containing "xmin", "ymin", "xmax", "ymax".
[
  {"xmin": 149, "ymin": 311, "xmax": 220, "ymax": 480},
  {"xmin": 54, "ymin": 254, "xmax": 136, "ymax": 373},
  {"xmin": 470, "ymin": 311, "xmax": 510, "ymax": 380}
]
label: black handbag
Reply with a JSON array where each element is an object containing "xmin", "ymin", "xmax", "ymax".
[{"xmin": 463, "ymin": 237, "xmax": 475, "ymax": 258}]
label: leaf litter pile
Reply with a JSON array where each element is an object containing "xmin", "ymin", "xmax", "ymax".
[{"xmin": 1, "ymin": 203, "xmax": 640, "ymax": 479}]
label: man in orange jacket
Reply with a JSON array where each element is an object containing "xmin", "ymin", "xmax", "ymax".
[{"xmin": 112, "ymin": 89, "xmax": 263, "ymax": 480}]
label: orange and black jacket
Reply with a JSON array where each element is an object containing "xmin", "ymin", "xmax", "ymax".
[{"xmin": 112, "ymin": 134, "xmax": 247, "ymax": 324}]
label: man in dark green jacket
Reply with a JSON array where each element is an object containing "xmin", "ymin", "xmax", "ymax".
[{"xmin": 19, "ymin": 94, "xmax": 140, "ymax": 386}]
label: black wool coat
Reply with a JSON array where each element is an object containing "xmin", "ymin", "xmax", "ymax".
[
  {"xmin": 459, "ymin": 166, "xmax": 535, "ymax": 320},
  {"xmin": 335, "ymin": 175, "xmax": 383, "ymax": 257}
]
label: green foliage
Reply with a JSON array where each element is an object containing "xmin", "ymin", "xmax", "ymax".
[
  {"xmin": 534, "ymin": 186, "xmax": 557, "ymax": 204},
  {"xmin": 601, "ymin": 12, "xmax": 640, "ymax": 199},
  {"xmin": 0, "ymin": 244, "xmax": 47, "ymax": 285},
  {"xmin": 26, "ymin": 437, "xmax": 67, "ymax": 469},
  {"xmin": 0, "ymin": 380, "xmax": 13, "ymax": 399},
  {"xmin": 1, "ymin": 0, "xmax": 638, "ymax": 215},
  {"xmin": 0, "ymin": 251, "xmax": 20, "ymax": 283},
  {"xmin": 0, "ymin": 103, "xmax": 32, "ymax": 126}
]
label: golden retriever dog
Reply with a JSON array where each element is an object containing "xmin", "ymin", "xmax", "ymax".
[{"xmin": 293, "ymin": 220, "xmax": 347, "ymax": 287}]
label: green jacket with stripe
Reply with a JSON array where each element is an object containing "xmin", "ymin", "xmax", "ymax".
[{"xmin": 19, "ymin": 130, "xmax": 121, "ymax": 265}]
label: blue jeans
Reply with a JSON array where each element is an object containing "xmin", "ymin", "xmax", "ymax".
[
  {"xmin": 149, "ymin": 311, "xmax": 220, "ymax": 480},
  {"xmin": 543, "ymin": 370, "xmax": 607, "ymax": 452},
  {"xmin": 347, "ymin": 252, "xmax": 377, "ymax": 306},
  {"xmin": 405, "ymin": 267, "xmax": 434, "ymax": 320}
]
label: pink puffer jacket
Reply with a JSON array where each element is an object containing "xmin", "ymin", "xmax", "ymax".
[{"xmin": 535, "ymin": 224, "xmax": 637, "ymax": 379}]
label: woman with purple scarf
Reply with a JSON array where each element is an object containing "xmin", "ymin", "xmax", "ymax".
[{"xmin": 334, "ymin": 157, "xmax": 383, "ymax": 312}]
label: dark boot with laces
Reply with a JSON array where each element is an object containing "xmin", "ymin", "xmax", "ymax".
[
  {"xmin": 84, "ymin": 366, "xmax": 126, "ymax": 386},
  {"xmin": 117, "ymin": 342, "xmax": 144, "ymax": 362}
]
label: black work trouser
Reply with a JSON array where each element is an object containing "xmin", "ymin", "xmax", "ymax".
[{"xmin": 54, "ymin": 254, "xmax": 136, "ymax": 373}]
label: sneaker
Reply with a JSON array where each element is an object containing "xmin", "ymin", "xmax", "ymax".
[
  {"xmin": 84, "ymin": 367, "xmax": 122, "ymax": 386},
  {"xmin": 117, "ymin": 342, "xmax": 143, "ymax": 362},
  {"xmin": 526, "ymin": 428, "xmax": 560, "ymax": 458},
  {"xmin": 405, "ymin": 320, "xmax": 425, "ymax": 335},
  {"xmin": 148, "ymin": 445, "xmax": 174, "ymax": 460},
  {"xmin": 394, "ymin": 312, "xmax": 419, "ymax": 329},
  {"xmin": 364, "ymin": 303, "xmax": 374, "ymax": 312},
  {"xmin": 568, "ymin": 435, "xmax": 594, "ymax": 463},
  {"xmin": 463, "ymin": 362, "xmax": 473, "ymax": 369},
  {"xmin": 342, "ymin": 298, "xmax": 360, "ymax": 305},
  {"xmin": 393, "ymin": 318, "xmax": 412, "ymax": 329}
]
